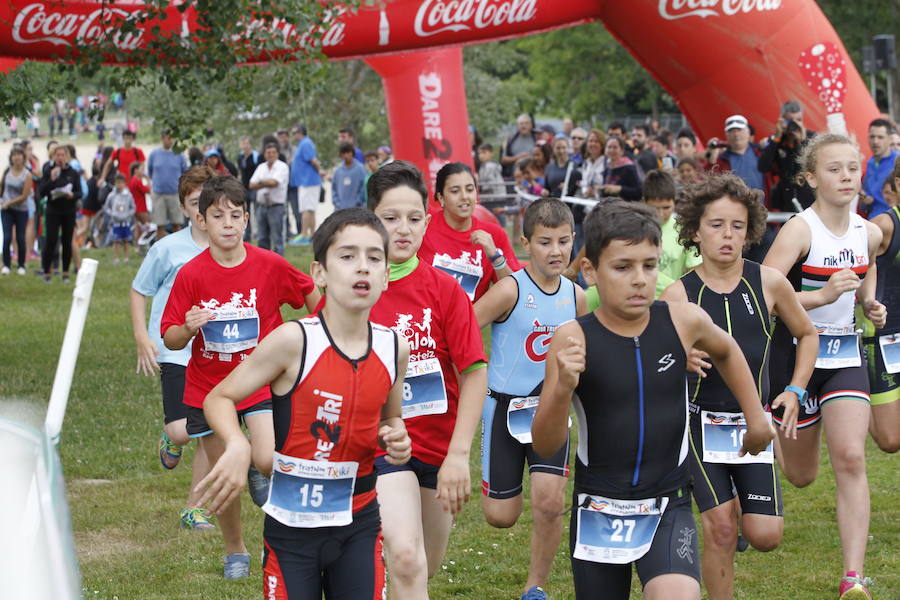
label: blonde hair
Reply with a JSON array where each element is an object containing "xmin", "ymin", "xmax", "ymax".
[{"xmin": 795, "ymin": 133, "xmax": 859, "ymax": 183}]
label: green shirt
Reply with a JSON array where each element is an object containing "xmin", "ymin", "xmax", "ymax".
[{"xmin": 659, "ymin": 216, "xmax": 702, "ymax": 284}]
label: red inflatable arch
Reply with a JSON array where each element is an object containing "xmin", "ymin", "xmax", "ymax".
[{"xmin": 0, "ymin": 0, "xmax": 878, "ymax": 189}]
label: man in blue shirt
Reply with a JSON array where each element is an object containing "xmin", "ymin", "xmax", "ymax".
[
  {"xmin": 715, "ymin": 115, "xmax": 764, "ymax": 192},
  {"xmin": 289, "ymin": 124, "xmax": 323, "ymax": 244},
  {"xmin": 147, "ymin": 129, "xmax": 188, "ymax": 239},
  {"xmin": 861, "ymin": 118, "xmax": 899, "ymax": 219},
  {"xmin": 331, "ymin": 143, "xmax": 367, "ymax": 210}
]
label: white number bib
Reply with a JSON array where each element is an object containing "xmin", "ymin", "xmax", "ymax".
[
  {"xmin": 574, "ymin": 494, "xmax": 669, "ymax": 564},
  {"xmin": 432, "ymin": 254, "xmax": 483, "ymax": 301},
  {"xmin": 701, "ymin": 410, "xmax": 774, "ymax": 464},
  {"xmin": 878, "ymin": 333, "xmax": 900, "ymax": 374},
  {"xmin": 402, "ymin": 357, "xmax": 448, "ymax": 419},
  {"xmin": 505, "ymin": 395, "xmax": 570, "ymax": 444},
  {"xmin": 809, "ymin": 325, "xmax": 861, "ymax": 369},
  {"xmin": 201, "ymin": 307, "xmax": 260, "ymax": 354},
  {"xmin": 263, "ymin": 452, "xmax": 358, "ymax": 528}
]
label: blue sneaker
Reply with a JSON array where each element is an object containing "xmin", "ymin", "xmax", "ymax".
[
  {"xmin": 247, "ymin": 465, "xmax": 270, "ymax": 507},
  {"xmin": 179, "ymin": 507, "xmax": 216, "ymax": 531},
  {"xmin": 522, "ymin": 586, "xmax": 547, "ymax": 600},
  {"xmin": 224, "ymin": 552, "xmax": 250, "ymax": 579},
  {"xmin": 287, "ymin": 235, "xmax": 310, "ymax": 246},
  {"xmin": 158, "ymin": 431, "xmax": 183, "ymax": 470}
]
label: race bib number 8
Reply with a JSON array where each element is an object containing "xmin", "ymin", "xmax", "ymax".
[
  {"xmin": 879, "ymin": 334, "xmax": 900, "ymax": 374},
  {"xmin": 574, "ymin": 494, "xmax": 668, "ymax": 564},
  {"xmin": 263, "ymin": 453, "xmax": 357, "ymax": 528},
  {"xmin": 201, "ymin": 307, "xmax": 260, "ymax": 354},
  {"xmin": 402, "ymin": 357, "xmax": 448, "ymax": 418},
  {"xmin": 701, "ymin": 410, "xmax": 774, "ymax": 464}
]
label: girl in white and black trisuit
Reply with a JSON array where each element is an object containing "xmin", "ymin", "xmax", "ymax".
[
  {"xmin": 763, "ymin": 133, "xmax": 886, "ymax": 600},
  {"xmin": 533, "ymin": 200, "xmax": 774, "ymax": 600}
]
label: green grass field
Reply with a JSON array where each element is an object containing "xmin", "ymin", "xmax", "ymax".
[{"xmin": 1, "ymin": 244, "xmax": 897, "ymax": 599}]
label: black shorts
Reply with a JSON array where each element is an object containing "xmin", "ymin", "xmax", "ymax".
[
  {"xmin": 373, "ymin": 455, "xmax": 439, "ymax": 489},
  {"xmin": 569, "ymin": 492, "xmax": 700, "ymax": 599},
  {"xmin": 770, "ymin": 338, "xmax": 869, "ymax": 429},
  {"xmin": 185, "ymin": 398, "xmax": 273, "ymax": 438},
  {"xmin": 263, "ymin": 500, "xmax": 385, "ymax": 600},
  {"xmin": 864, "ymin": 336, "xmax": 900, "ymax": 406},
  {"xmin": 688, "ymin": 413, "xmax": 783, "ymax": 516},
  {"xmin": 481, "ymin": 392, "xmax": 570, "ymax": 499},
  {"xmin": 159, "ymin": 363, "xmax": 188, "ymax": 425}
]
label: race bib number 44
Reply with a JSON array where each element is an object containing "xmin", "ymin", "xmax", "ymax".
[
  {"xmin": 201, "ymin": 306, "xmax": 260, "ymax": 354},
  {"xmin": 402, "ymin": 357, "xmax": 448, "ymax": 418},
  {"xmin": 701, "ymin": 410, "xmax": 774, "ymax": 464},
  {"xmin": 263, "ymin": 453, "xmax": 358, "ymax": 528},
  {"xmin": 574, "ymin": 494, "xmax": 668, "ymax": 564}
]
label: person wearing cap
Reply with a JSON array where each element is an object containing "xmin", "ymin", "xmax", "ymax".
[
  {"xmin": 758, "ymin": 100, "xmax": 816, "ymax": 213},
  {"xmin": 203, "ymin": 148, "xmax": 229, "ymax": 175},
  {"xmin": 377, "ymin": 145, "xmax": 393, "ymax": 166},
  {"xmin": 538, "ymin": 124, "xmax": 556, "ymax": 145},
  {"xmin": 713, "ymin": 115, "xmax": 764, "ymax": 194},
  {"xmin": 101, "ymin": 129, "xmax": 145, "ymax": 183}
]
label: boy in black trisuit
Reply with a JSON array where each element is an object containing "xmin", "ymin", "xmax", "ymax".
[
  {"xmin": 532, "ymin": 200, "xmax": 774, "ymax": 600},
  {"xmin": 197, "ymin": 208, "xmax": 412, "ymax": 599}
]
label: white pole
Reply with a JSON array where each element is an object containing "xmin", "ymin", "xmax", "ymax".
[{"xmin": 45, "ymin": 258, "xmax": 98, "ymax": 445}]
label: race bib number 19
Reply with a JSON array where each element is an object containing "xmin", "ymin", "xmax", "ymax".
[{"xmin": 809, "ymin": 326, "xmax": 861, "ymax": 369}]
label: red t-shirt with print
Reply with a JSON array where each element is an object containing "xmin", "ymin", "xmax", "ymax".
[
  {"xmin": 418, "ymin": 212, "xmax": 521, "ymax": 303},
  {"xmin": 161, "ymin": 244, "xmax": 314, "ymax": 410}
]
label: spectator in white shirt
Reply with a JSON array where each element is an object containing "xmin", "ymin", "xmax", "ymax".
[{"xmin": 249, "ymin": 143, "xmax": 289, "ymax": 255}]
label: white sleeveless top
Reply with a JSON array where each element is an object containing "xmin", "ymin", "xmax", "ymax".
[{"xmin": 797, "ymin": 208, "xmax": 869, "ymax": 329}]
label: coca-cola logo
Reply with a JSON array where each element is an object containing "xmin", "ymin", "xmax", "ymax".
[
  {"xmin": 658, "ymin": 0, "xmax": 782, "ymax": 21},
  {"xmin": 414, "ymin": 0, "xmax": 537, "ymax": 37},
  {"xmin": 12, "ymin": 3, "xmax": 145, "ymax": 50}
]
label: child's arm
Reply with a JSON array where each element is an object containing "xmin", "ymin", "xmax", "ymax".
[
  {"xmin": 473, "ymin": 275, "xmax": 518, "ymax": 328},
  {"xmin": 163, "ymin": 306, "xmax": 212, "ymax": 350},
  {"xmin": 575, "ymin": 285, "xmax": 588, "ymax": 317},
  {"xmin": 378, "ymin": 336, "xmax": 411, "ymax": 465},
  {"xmin": 196, "ymin": 322, "xmax": 304, "ymax": 514},
  {"xmin": 436, "ymin": 363, "xmax": 486, "ymax": 515},
  {"xmin": 533, "ymin": 321, "xmax": 585, "ymax": 458},
  {"xmin": 129, "ymin": 289, "xmax": 159, "ymax": 376},
  {"xmin": 670, "ymin": 302, "xmax": 774, "ymax": 456},
  {"xmin": 858, "ymin": 221, "xmax": 886, "ymax": 329}
]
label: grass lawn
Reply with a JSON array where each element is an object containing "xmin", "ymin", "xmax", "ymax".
[{"xmin": 1, "ymin": 243, "xmax": 897, "ymax": 599}]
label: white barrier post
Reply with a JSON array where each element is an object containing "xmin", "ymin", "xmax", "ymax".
[{"xmin": 45, "ymin": 258, "xmax": 98, "ymax": 445}]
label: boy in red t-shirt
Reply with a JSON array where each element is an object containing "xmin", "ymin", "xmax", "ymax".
[
  {"xmin": 197, "ymin": 208, "xmax": 411, "ymax": 600},
  {"xmin": 366, "ymin": 161, "xmax": 488, "ymax": 598},
  {"xmin": 418, "ymin": 162, "xmax": 522, "ymax": 302},
  {"xmin": 161, "ymin": 175, "xmax": 320, "ymax": 579},
  {"xmin": 128, "ymin": 160, "xmax": 151, "ymax": 246}
]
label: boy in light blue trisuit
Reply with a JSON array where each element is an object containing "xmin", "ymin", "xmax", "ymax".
[
  {"xmin": 129, "ymin": 165, "xmax": 216, "ymax": 530},
  {"xmin": 473, "ymin": 198, "xmax": 588, "ymax": 600}
]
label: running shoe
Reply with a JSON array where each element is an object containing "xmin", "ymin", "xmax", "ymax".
[
  {"xmin": 522, "ymin": 586, "xmax": 547, "ymax": 600},
  {"xmin": 158, "ymin": 431, "xmax": 183, "ymax": 470},
  {"xmin": 736, "ymin": 534, "xmax": 749, "ymax": 553},
  {"xmin": 0, "ymin": 266, "xmax": 9, "ymax": 275},
  {"xmin": 224, "ymin": 552, "xmax": 251, "ymax": 579},
  {"xmin": 179, "ymin": 507, "xmax": 216, "ymax": 531},
  {"xmin": 839, "ymin": 572, "xmax": 873, "ymax": 600},
  {"xmin": 16, "ymin": 267, "xmax": 26, "ymax": 275},
  {"xmin": 61, "ymin": 274, "xmax": 70, "ymax": 283},
  {"xmin": 247, "ymin": 465, "xmax": 270, "ymax": 507},
  {"xmin": 287, "ymin": 235, "xmax": 310, "ymax": 246}
]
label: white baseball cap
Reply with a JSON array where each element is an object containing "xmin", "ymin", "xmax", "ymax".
[{"xmin": 724, "ymin": 115, "xmax": 749, "ymax": 131}]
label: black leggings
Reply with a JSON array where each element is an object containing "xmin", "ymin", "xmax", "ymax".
[
  {"xmin": 43, "ymin": 205, "xmax": 76, "ymax": 274},
  {"xmin": 1, "ymin": 209, "xmax": 28, "ymax": 268}
]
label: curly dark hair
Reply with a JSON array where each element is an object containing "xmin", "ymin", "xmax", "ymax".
[{"xmin": 675, "ymin": 173, "xmax": 767, "ymax": 254}]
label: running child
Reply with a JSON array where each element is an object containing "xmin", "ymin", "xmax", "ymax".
[
  {"xmin": 104, "ymin": 173, "xmax": 135, "ymax": 264},
  {"xmin": 660, "ymin": 173, "xmax": 818, "ymax": 600},
  {"xmin": 130, "ymin": 165, "xmax": 216, "ymax": 530},
  {"xmin": 367, "ymin": 161, "xmax": 487, "ymax": 598},
  {"xmin": 762, "ymin": 133, "xmax": 886, "ymax": 600},
  {"xmin": 532, "ymin": 200, "xmax": 774, "ymax": 600},
  {"xmin": 196, "ymin": 208, "xmax": 412, "ymax": 600},
  {"xmin": 419, "ymin": 162, "xmax": 521, "ymax": 302},
  {"xmin": 863, "ymin": 156, "xmax": 900, "ymax": 453},
  {"xmin": 474, "ymin": 198, "xmax": 587, "ymax": 600},
  {"xmin": 161, "ymin": 175, "xmax": 320, "ymax": 579}
]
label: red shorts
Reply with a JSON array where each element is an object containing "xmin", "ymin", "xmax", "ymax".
[{"xmin": 79, "ymin": 208, "xmax": 98, "ymax": 217}]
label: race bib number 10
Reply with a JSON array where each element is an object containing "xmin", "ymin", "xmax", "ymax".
[{"xmin": 701, "ymin": 410, "xmax": 774, "ymax": 464}]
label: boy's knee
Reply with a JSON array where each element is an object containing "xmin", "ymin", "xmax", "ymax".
[{"xmin": 387, "ymin": 543, "xmax": 428, "ymax": 582}]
